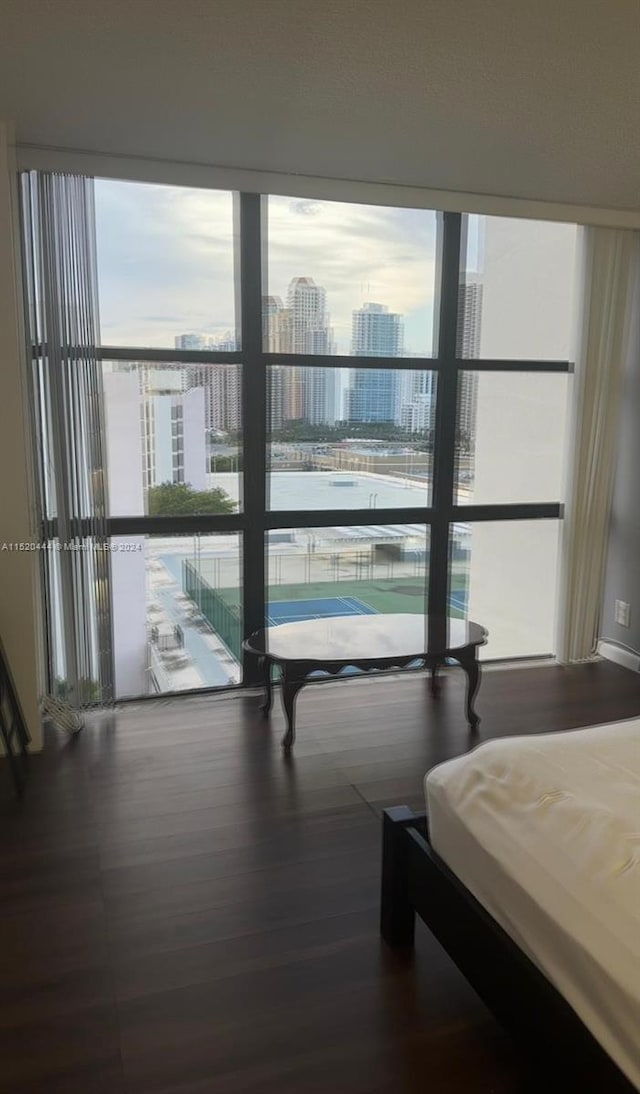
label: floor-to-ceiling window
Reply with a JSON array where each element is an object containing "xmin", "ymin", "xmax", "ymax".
[{"xmin": 25, "ymin": 175, "xmax": 577, "ymax": 699}]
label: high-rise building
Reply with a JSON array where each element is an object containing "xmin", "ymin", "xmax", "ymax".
[
  {"xmin": 212, "ymin": 332, "xmax": 238, "ymax": 353},
  {"xmin": 305, "ymin": 367, "xmax": 339, "ymax": 425},
  {"xmin": 263, "ymin": 296, "xmax": 293, "ymax": 354},
  {"xmin": 174, "ymin": 332, "xmax": 238, "ymax": 352},
  {"xmin": 456, "ymin": 279, "xmax": 483, "ymax": 439},
  {"xmin": 347, "ymin": 303, "xmax": 404, "ymax": 423},
  {"xmin": 176, "ymin": 333, "xmax": 240, "ymax": 434},
  {"xmin": 263, "ymin": 296, "xmax": 300, "ymax": 424},
  {"xmin": 286, "ymin": 277, "xmax": 336, "ymax": 423},
  {"xmin": 287, "ymin": 277, "xmax": 329, "ymax": 353},
  {"xmin": 202, "ymin": 367, "xmax": 241, "ymax": 433},
  {"xmin": 351, "ymin": 302, "xmax": 404, "ymax": 357},
  {"xmin": 174, "ymin": 333, "xmax": 208, "ymax": 351},
  {"xmin": 456, "ymin": 281, "xmax": 483, "ymax": 358},
  {"xmin": 267, "ymin": 365, "xmax": 286, "ymax": 432}
]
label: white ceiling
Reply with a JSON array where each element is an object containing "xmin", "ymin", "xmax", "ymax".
[{"xmin": 1, "ymin": 0, "xmax": 639, "ymax": 210}]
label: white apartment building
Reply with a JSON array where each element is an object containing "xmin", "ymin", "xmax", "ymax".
[
  {"xmin": 399, "ymin": 392, "xmax": 433, "ymax": 433},
  {"xmin": 102, "ymin": 369, "xmax": 148, "ymax": 698},
  {"xmin": 397, "ymin": 370, "xmax": 436, "ymax": 431},
  {"xmin": 139, "ymin": 368, "xmax": 207, "ymax": 492},
  {"xmin": 102, "ymin": 364, "xmax": 208, "ymax": 699}
]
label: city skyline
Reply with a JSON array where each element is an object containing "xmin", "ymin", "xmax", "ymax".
[
  {"xmin": 165, "ymin": 269, "xmax": 484, "ymax": 435},
  {"xmin": 170, "ymin": 280, "xmax": 434, "ymax": 433}
]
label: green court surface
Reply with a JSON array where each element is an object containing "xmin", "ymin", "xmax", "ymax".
[{"xmin": 212, "ymin": 573, "xmax": 468, "ymax": 619}]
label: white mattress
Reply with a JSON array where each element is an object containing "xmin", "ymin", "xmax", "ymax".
[{"xmin": 425, "ymin": 718, "xmax": 640, "ymax": 1091}]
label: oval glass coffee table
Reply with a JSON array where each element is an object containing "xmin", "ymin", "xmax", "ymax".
[{"xmin": 243, "ymin": 614, "xmax": 487, "ymax": 751}]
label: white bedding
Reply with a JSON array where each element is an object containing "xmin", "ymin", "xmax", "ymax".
[{"xmin": 425, "ymin": 718, "xmax": 640, "ymax": 1091}]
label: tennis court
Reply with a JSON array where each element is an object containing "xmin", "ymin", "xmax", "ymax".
[
  {"xmin": 267, "ymin": 596, "xmax": 377, "ymax": 626},
  {"xmin": 448, "ymin": 588, "xmax": 468, "ymax": 614}
]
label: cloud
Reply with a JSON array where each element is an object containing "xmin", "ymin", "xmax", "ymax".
[
  {"xmin": 95, "ymin": 180, "xmax": 236, "ymax": 347},
  {"xmin": 290, "ymin": 199, "xmax": 321, "ymax": 217},
  {"xmin": 95, "ymin": 180, "xmax": 437, "ymax": 353}
]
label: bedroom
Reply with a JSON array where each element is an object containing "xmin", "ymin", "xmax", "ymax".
[{"xmin": 0, "ymin": 1, "xmax": 639, "ymax": 1091}]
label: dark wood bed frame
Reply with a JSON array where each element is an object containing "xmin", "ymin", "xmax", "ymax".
[{"xmin": 380, "ymin": 806, "xmax": 637, "ymax": 1093}]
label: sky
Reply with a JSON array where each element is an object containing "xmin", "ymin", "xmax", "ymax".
[{"xmin": 94, "ymin": 180, "xmax": 441, "ymax": 354}]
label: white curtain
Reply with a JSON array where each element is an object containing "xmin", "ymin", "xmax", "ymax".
[{"xmin": 556, "ymin": 227, "xmax": 640, "ymax": 663}]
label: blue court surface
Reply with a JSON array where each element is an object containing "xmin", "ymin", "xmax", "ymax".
[
  {"xmin": 448, "ymin": 589, "xmax": 467, "ymax": 614},
  {"xmin": 267, "ymin": 596, "xmax": 377, "ymax": 626}
]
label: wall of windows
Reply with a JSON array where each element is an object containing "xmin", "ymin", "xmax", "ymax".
[{"xmin": 30, "ymin": 176, "xmax": 577, "ymax": 698}]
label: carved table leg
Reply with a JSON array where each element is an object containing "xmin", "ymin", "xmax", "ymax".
[
  {"xmin": 458, "ymin": 651, "xmax": 481, "ymax": 730},
  {"xmin": 281, "ymin": 674, "xmax": 304, "ymax": 752},
  {"xmin": 429, "ymin": 658, "xmax": 442, "ymax": 699},
  {"xmin": 259, "ymin": 656, "xmax": 273, "ymax": 718}
]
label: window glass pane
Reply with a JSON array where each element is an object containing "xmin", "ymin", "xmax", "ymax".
[
  {"xmin": 456, "ymin": 372, "xmax": 570, "ymax": 505},
  {"xmin": 267, "ymin": 366, "xmax": 435, "ymax": 510},
  {"xmin": 450, "ymin": 520, "xmax": 560, "ymax": 658},
  {"xmin": 459, "ymin": 216, "xmax": 578, "ymax": 359},
  {"xmin": 266, "ymin": 197, "xmax": 437, "ymax": 357},
  {"xmin": 95, "ymin": 180, "xmax": 237, "ymax": 348},
  {"xmin": 267, "ymin": 526, "xmax": 429, "ymax": 621},
  {"xmin": 111, "ymin": 533, "xmax": 241, "ymax": 698},
  {"xmin": 102, "ymin": 361, "xmax": 241, "ymax": 516}
]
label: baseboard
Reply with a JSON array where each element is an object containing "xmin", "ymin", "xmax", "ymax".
[{"xmin": 597, "ymin": 640, "xmax": 640, "ymax": 673}]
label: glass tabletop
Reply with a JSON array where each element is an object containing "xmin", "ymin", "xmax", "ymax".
[{"xmin": 245, "ymin": 614, "xmax": 487, "ymax": 663}]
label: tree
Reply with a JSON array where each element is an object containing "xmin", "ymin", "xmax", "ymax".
[
  {"xmin": 210, "ymin": 454, "xmax": 244, "ymax": 472},
  {"xmin": 148, "ymin": 482, "xmax": 237, "ymax": 516},
  {"xmin": 267, "ymin": 420, "xmax": 433, "ymax": 449}
]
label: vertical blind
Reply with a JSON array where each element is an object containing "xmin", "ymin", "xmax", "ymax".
[{"xmin": 20, "ymin": 171, "xmax": 114, "ymax": 706}]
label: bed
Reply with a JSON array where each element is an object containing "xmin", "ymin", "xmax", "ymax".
[{"xmin": 380, "ymin": 718, "xmax": 640, "ymax": 1092}]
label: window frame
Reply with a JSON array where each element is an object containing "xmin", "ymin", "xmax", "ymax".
[{"xmin": 37, "ymin": 194, "xmax": 572, "ymax": 696}]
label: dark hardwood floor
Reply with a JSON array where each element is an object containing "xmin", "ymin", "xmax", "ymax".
[{"xmin": 2, "ymin": 659, "xmax": 640, "ymax": 1094}]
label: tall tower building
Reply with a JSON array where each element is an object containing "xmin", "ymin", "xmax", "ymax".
[
  {"xmin": 285, "ymin": 277, "xmax": 335, "ymax": 423},
  {"xmin": 348, "ymin": 303, "xmax": 404, "ymax": 423},
  {"xmin": 263, "ymin": 296, "xmax": 299, "ymax": 424},
  {"xmin": 351, "ymin": 302, "xmax": 404, "ymax": 357},
  {"xmin": 175, "ymin": 333, "xmax": 240, "ymax": 434},
  {"xmin": 287, "ymin": 277, "xmax": 329, "ymax": 353},
  {"xmin": 203, "ymin": 367, "xmax": 241, "ymax": 433},
  {"xmin": 182, "ymin": 365, "xmax": 240, "ymax": 434},
  {"xmin": 175, "ymin": 333, "xmax": 208, "ymax": 351},
  {"xmin": 456, "ymin": 279, "xmax": 483, "ymax": 439},
  {"xmin": 267, "ymin": 365, "xmax": 287, "ymax": 432},
  {"xmin": 263, "ymin": 296, "xmax": 293, "ymax": 354}
]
